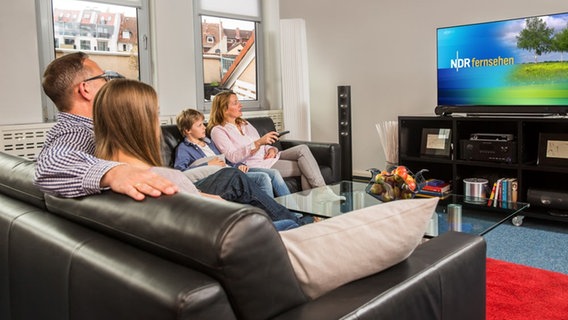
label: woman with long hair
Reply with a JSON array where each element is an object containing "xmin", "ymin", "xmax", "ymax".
[{"xmin": 208, "ymin": 91, "xmax": 339, "ymax": 196}]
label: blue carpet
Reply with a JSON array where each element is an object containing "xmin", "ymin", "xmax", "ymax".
[{"xmin": 484, "ymin": 217, "xmax": 568, "ymax": 274}]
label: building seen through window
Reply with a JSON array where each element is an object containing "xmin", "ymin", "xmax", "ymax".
[
  {"xmin": 51, "ymin": 0, "xmax": 140, "ymax": 80},
  {"xmin": 200, "ymin": 15, "xmax": 257, "ymax": 102}
]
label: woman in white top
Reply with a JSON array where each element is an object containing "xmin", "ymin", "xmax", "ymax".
[{"xmin": 207, "ymin": 91, "xmax": 329, "ymax": 191}]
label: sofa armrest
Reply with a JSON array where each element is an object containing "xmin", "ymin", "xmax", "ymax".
[
  {"xmin": 0, "ymin": 152, "xmax": 45, "ymax": 209},
  {"xmin": 273, "ymin": 232, "xmax": 486, "ymax": 320},
  {"xmin": 280, "ymin": 140, "xmax": 341, "ymax": 184}
]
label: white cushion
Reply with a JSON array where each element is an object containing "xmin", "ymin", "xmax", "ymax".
[
  {"xmin": 182, "ymin": 166, "xmax": 222, "ymax": 182},
  {"xmin": 280, "ymin": 197, "xmax": 438, "ymax": 299}
]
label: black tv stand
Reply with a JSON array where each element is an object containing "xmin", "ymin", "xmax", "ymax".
[{"xmin": 399, "ymin": 115, "xmax": 568, "ymax": 224}]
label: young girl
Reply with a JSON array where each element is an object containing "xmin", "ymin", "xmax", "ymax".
[
  {"xmin": 174, "ymin": 108, "xmax": 290, "ymax": 197},
  {"xmin": 92, "ymin": 79, "xmax": 307, "ymax": 230}
]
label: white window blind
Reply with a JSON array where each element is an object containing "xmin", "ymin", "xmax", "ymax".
[{"xmin": 196, "ymin": 0, "xmax": 260, "ymax": 19}]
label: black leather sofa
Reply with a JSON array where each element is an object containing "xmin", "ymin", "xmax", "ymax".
[
  {"xmin": 161, "ymin": 117, "xmax": 341, "ymax": 192},
  {"xmin": 0, "ymin": 150, "xmax": 486, "ymax": 320}
]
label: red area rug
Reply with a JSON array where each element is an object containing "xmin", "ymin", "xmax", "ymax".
[{"xmin": 486, "ymin": 258, "xmax": 568, "ymax": 320}]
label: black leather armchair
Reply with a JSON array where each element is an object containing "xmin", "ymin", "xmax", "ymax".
[{"xmin": 161, "ymin": 116, "xmax": 341, "ymax": 192}]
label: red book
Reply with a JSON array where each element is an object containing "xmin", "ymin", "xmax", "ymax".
[{"xmin": 422, "ymin": 181, "xmax": 451, "ymax": 193}]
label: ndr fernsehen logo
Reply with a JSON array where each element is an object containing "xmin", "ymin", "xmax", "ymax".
[{"xmin": 450, "ymin": 51, "xmax": 514, "ymax": 71}]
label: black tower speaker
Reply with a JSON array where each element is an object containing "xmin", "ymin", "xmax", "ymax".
[{"xmin": 338, "ymin": 85, "xmax": 352, "ymax": 180}]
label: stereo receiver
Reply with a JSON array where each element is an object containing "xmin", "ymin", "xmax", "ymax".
[{"xmin": 459, "ymin": 139, "xmax": 517, "ymax": 163}]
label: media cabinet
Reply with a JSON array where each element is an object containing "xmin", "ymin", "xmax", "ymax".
[{"xmin": 399, "ymin": 115, "xmax": 568, "ymax": 223}]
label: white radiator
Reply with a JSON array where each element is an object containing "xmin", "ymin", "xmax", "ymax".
[
  {"xmin": 167, "ymin": 109, "xmax": 284, "ymax": 131},
  {"xmin": 1, "ymin": 110, "xmax": 283, "ymax": 160},
  {"xmin": 242, "ymin": 109, "xmax": 284, "ymax": 131},
  {"xmin": 0, "ymin": 123, "xmax": 54, "ymax": 160}
]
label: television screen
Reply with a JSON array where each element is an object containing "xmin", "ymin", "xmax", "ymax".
[{"xmin": 436, "ymin": 12, "xmax": 568, "ymax": 115}]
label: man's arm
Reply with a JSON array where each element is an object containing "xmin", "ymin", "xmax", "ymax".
[
  {"xmin": 34, "ymin": 125, "xmax": 117, "ymax": 197},
  {"xmin": 101, "ymin": 165, "xmax": 178, "ymax": 200},
  {"xmin": 34, "ymin": 124, "xmax": 177, "ymax": 199}
]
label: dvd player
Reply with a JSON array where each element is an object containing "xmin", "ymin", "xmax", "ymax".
[{"xmin": 470, "ymin": 133, "xmax": 514, "ymax": 141}]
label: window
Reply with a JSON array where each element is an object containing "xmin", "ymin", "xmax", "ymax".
[
  {"xmin": 194, "ymin": 0, "xmax": 264, "ymax": 111},
  {"xmin": 96, "ymin": 41, "xmax": 108, "ymax": 51},
  {"xmin": 63, "ymin": 38, "xmax": 75, "ymax": 47},
  {"xmin": 36, "ymin": 0, "xmax": 151, "ymax": 121},
  {"xmin": 80, "ymin": 40, "xmax": 90, "ymax": 50}
]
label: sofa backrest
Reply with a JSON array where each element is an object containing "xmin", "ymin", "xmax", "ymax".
[
  {"xmin": 45, "ymin": 190, "xmax": 308, "ymax": 320},
  {"xmin": 161, "ymin": 124, "xmax": 182, "ymax": 167},
  {"xmin": 0, "ymin": 152, "xmax": 45, "ymax": 209},
  {"xmin": 247, "ymin": 117, "xmax": 283, "ymax": 150},
  {"xmin": 160, "ymin": 117, "xmax": 282, "ymax": 168}
]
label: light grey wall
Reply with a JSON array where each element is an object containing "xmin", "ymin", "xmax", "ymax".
[
  {"xmin": 151, "ymin": 0, "xmax": 198, "ymax": 114},
  {"xmin": 0, "ymin": 0, "xmax": 44, "ymax": 124},
  {"xmin": 1, "ymin": 0, "xmax": 567, "ymax": 174},
  {"xmin": 279, "ymin": 0, "xmax": 568, "ymax": 176}
]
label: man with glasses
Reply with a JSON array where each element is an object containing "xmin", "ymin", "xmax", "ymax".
[
  {"xmin": 83, "ymin": 70, "xmax": 125, "ymax": 83},
  {"xmin": 35, "ymin": 52, "xmax": 178, "ymax": 200}
]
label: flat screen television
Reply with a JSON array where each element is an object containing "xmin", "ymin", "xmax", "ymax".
[{"xmin": 435, "ymin": 12, "xmax": 568, "ymax": 116}]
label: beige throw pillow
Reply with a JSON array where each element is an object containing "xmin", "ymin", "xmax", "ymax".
[{"xmin": 280, "ymin": 197, "xmax": 439, "ymax": 299}]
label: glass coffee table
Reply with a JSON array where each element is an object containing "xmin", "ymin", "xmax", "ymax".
[{"xmin": 274, "ymin": 180, "xmax": 530, "ymax": 237}]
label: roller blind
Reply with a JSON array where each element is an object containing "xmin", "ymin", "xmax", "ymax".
[
  {"xmin": 76, "ymin": 0, "xmax": 142, "ymax": 8},
  {"xmin": 196, "ymin": 0, "xmax": 260, "ymax": 18}
]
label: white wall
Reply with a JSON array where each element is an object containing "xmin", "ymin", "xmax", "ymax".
[
  {"xmin": 151, "ymin": 0, "xmax": 197, "ymax": 114},
  {"xmin": 1, "ymin": 0, "xmax": 567, "ymax": 174},
  {"xmin": 279, "ymin": 0, "xmax": 568, "ymax": 176},
  {"xmin": 0, "ymin": 0, "xmax": 44, "ymax": 124}
]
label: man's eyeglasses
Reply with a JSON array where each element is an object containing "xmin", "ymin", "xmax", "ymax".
[{"xmin": 83, "ymin": 70, "xmax": 125, "ymax": 83}]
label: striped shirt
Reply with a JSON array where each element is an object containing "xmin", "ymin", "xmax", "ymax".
[{"xmin": 33, "ymin": 112, "xmax": 121, "ymax": 198}]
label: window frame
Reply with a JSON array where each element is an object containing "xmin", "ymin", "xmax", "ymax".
[
  {"xmin": 193, "ymin": 0, "xmax": 265, "ymax": 112},
  {"xmin": 35, "ymin": 0, "xmax": 151, "ymax": 122}
]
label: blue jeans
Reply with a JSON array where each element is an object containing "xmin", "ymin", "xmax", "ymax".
[
  {"xmin": 194, "ymin": 168, "xmax": 307, "ymax": 225},
  {"xmin": 273, "ymin": 219, "xmax": 300, "ymax": 231},
  {"xmin": 248, "ymin": 167, "xmax": 291, "ymax": 196},
  {"xmin": 245, "ymin": 171, "xmax": 274, "ymax": 197}
]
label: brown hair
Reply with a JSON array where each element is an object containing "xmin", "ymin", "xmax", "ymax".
[
  {"xmin": 93, "ymin": 79, "xmax": 163, "ymax": 166},
  {"xmin": 176, "ymin": 108, "xmax": 205, "ymax": 136},
  {"xmin": 42, "ymin": 52, "xmax": 90, "ymax": 112},
  {"xmin": 206, "ymin": 91, "xmax": 246, "ymax": 135}
]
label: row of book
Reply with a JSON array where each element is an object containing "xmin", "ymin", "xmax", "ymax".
[
  {"xmin": 416, "ymin": 179, "xmax": 452, "ymax": 199},
  {"xmin": 415, "ymin": 177, "xmax": 520, "ymax": 209},
  {"xmin": 487, "ymin": 177, "xmax": 518, "ymax": 208}
]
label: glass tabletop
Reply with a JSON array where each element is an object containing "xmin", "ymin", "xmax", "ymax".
[
  {"xmin": 274, "ymin": 180, "xmax": 530, "ymax": 236},
  {"xmin": 274, "ymin": 181, "xmax": 378, "ymax": 218},
  {"xmin": 426, "ymin": 194, "xmax": 529, "ymax": 236}
]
